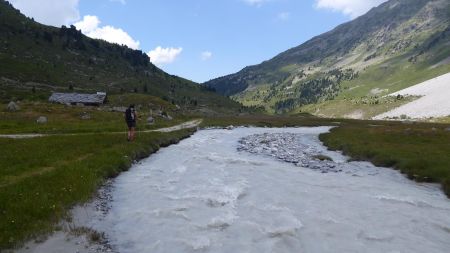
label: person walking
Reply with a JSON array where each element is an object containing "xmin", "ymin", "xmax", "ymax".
[{"xmin": 125, "ymin": 104, "xmax": 137, "ymax": 141}]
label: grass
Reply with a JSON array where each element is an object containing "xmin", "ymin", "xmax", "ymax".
[
  {"xmin": 297, "ymin": 96, "xmax": 416, "ymax": 119},
  {"xmin": 0, "ymin": 129, "xmax": 194, "ymax": 249},
  {"xmin": 200, "ymin": 114, "xmax": 341, "ymax": 128},
  {"xmin": 0, "ymin": 102, "xmax": 189, "ymax": 134},
  {"xmin": 339, "ymin": 57, "xmax": 450, "ymax": 99},
  {"xmin": 319, "ymin": 120, "xmax": 450, "ymax": 197}
]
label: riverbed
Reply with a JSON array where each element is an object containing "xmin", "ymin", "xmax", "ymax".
[{"xmin": 20, "ymin": 127, "xmax": 450, "ymax": 253}]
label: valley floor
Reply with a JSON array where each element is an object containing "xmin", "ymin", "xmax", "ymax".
[
  {"xmin": 14, "ymin": 127, "xmax": 450, "ymax": 253},
  {"xmin": 1, "ymin": 110, "xmax": 450, "ymax": 251}
]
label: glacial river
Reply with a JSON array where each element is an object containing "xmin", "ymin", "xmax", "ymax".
[{"xmin": 88, "ymin": 127, "xmax": 450, "ymax": 253}]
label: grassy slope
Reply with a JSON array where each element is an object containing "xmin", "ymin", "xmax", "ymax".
[
  {"xmin": 0, "ymin": 100, "xmax": 190, "ymax": 134},
  {"xmin": 338, "ymin": 55, "xmax": 450, "ymax": 99},
  {"xmin": 296, "ymin": 95, "xmax": 417, "ymax": 119},
  {"xmin": 297, "ymin": 56, "xmax": 450, "ymax": 119}
]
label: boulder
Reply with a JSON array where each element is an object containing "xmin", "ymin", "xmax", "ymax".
[
  {"xmin": 36, "ymin": 116, "xmax": 48, "ymax": 124},
  {"xmin": 112, "ymin": 107, "xmax": 127, "ymax": 113},
  {"xmin": 147, "ymin": 116, "xmax": 155, "ymax": 125},
  {"xmin": 7, "ymin": 101, "xmax": 20, "ymax": 111},
  {"xmin": 402, "ymin": 120, "xmax": 414, "ymax": 125},
  {"xmin": 81, "ymin": 113, "xmax": 91, "ymax": 120}
]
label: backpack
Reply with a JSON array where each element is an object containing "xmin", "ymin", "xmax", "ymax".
[{"xmin": 125, "ymin": 108, "xmax": 135, "ymax": 122}]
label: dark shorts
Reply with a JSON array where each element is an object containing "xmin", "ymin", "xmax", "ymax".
[{"xmin": 127, "ymin": 121, "xmax": 136, "ymax": 128}]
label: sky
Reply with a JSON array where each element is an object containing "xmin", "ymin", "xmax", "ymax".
[{"xmin": 9, "ymin": 0, "xmax": 387, "ymax": 83}]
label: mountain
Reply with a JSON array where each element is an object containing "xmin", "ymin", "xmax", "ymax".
[
  {"xmin": 204, "ymin": 0, "xmax": 450, "ymax": 117},
  {"xmin": 0, "ymin": 0, "xmax": 241, "ymax": 113}
]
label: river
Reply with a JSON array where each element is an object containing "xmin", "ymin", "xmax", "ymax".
[{"xmin": 84, "ymin": 127, "xmax": 450, "ymax": 253}]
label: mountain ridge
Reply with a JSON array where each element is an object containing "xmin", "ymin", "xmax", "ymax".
[
  {"xmin": 0, "ymin": 0, "xmax": 241, "ymax": 113},
  {"xmin": 205, "ymin": 0, "xmax": 450, "ymax": 117}
]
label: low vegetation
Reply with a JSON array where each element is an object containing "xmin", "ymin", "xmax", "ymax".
[
  {"xmin": 320, "ymin": 120, "xmax": 450, "ymax": 197},
  {"xmin": 200, "ymin": 114, "xmax": 341, "ymax": 128},
  {"xmin": 0, "ymin": 99, "xmax": 191, "ymax": 135}
]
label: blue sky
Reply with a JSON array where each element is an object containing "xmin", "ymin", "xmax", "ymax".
[{"xmin": 10, "ymin": 0, "xmax": 387, "ymax": 83}]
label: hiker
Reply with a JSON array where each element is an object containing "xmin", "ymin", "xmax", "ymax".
[{"xmin": 125, "ymin": 104, "xmax": 137, "ymax": 141}]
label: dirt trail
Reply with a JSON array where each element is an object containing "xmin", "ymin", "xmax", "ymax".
[
  {"xmin": 0, "ymin": 119, "xmax": 202, "ymax": 139},
  {"xmin": 147, "ymin": 119, "xmax": 202, "ymax": 133}
]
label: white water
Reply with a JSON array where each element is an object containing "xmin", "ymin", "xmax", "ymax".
[{"xmin": 88, "ymin": 127, "xmax": 450, "ymax": 253}]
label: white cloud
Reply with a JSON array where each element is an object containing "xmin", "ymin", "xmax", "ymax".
[
  {"xmin": 11, "ymin": 0, "xmax": 139, "ymax": 49},
  {"xmin": 86, "ymin": 26, "xmax": 140, "ymax": 50},
  {"xmin": 9, "ymin": 0, "xmax": 80, "ymax": 26},
  {"xmin": 315, "ymin": 0, "xmax": 388, "ymax": 18},
  {"xmin": 74, "ymin": 15, "xmax": 140, "ymax": 50},
  {"xmin": 147, "ymin": 47, "xmax": 183, "ymax": 65},
  {"xmin": 73, "ymin": 15, "xmax": 100, "ymax": 33},
  {"xmin": 243, "ymin": 0, "xmax": 269, "ymax": 7},
  {"xmin": 277, "ymin": 12, "xmax": 290, "ymax": 21},
  {"xmin": 201, "ymin": 51, "xmax": 213, "ymax": 61}
]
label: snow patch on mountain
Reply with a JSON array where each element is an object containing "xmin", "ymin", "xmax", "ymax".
[{"xmin": 374, "ymin": 72, "xmax": 450, "ymax": 119}]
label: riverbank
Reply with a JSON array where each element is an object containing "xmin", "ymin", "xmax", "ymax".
[
  {"xmin": 0, "ymin": 128, "xmax": 195, "ymax": 250},
  {"xmin": 204, "ymin": 115, "xmax": 450, "ymax": 198},
  {"xmin": 319, "ymin": 121, "xmax": 450, "ymax": 197}
]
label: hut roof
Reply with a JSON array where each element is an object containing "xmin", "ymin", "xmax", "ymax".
[{"xmin": 49, "ymin": 92, "xmax": 107, "ymax": 105}]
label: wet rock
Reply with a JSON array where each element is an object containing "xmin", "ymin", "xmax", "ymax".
[
  {"xmin": 7, "ymin": 101, "xmax": 20, "ymax": 111},
  {"xmin": 36, "ymin": 116, "xmax": 48, "ymax": 124}
]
